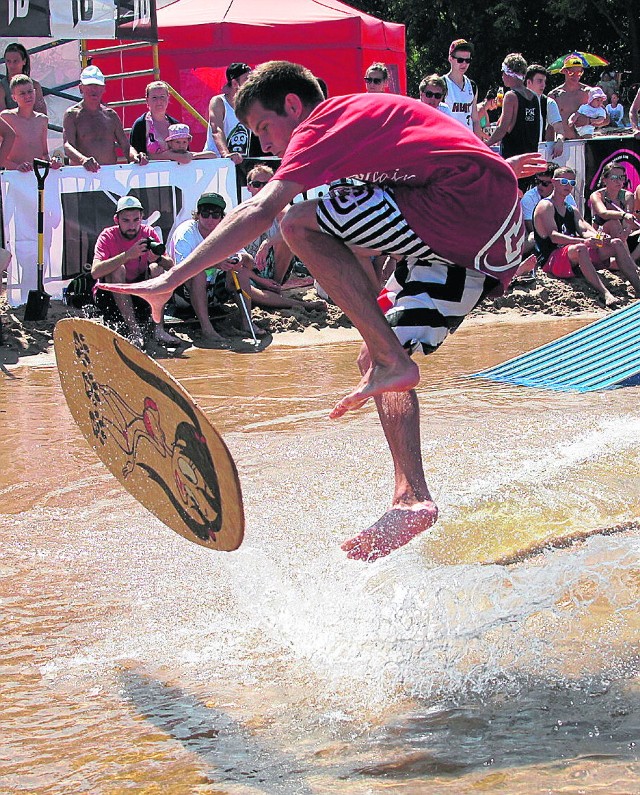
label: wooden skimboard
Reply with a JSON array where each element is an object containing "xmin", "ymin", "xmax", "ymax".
[{"xmin": 54, "ymin": 318, "xmax": 244, "ymax": 551}]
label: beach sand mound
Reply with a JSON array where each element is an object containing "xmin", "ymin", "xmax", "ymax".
[{"xmin": 0, "ymin": 270, "xmax": 633, "ymax": 367}]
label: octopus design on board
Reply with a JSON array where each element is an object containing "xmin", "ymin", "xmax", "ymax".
[{"xmin": 71, "ymin": 330, "xmax": 223, "ymax": 542}]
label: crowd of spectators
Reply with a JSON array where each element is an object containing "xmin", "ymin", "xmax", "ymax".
[{"xmin": 2, "ymin": 39, "xmax": 640, "ymax": 335}]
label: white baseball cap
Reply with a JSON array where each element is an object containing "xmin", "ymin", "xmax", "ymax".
[
  {"xmin": 115, "ymin": 195, "xmax": 144, "ymax": 214},
  {"xmin": 80, "ymin": 65, "xmax": 105, "ymax": 86}
]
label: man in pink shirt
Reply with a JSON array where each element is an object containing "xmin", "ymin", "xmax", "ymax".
[
  {"xmin": 102, "ymin": 61, "xmax": 543, "ymax": 562},
  {"xmin": 92, "ymin": 195, "xmax": 179, "ymax": 347}
]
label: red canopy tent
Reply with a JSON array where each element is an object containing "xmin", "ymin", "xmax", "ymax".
[{"xmin": 89, "ymin": 0, "xmax": 406, "ymax": 148}]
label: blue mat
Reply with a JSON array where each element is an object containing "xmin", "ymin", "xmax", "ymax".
[{"xmin": 471, "ymin": 302, "xmax": 640, "ymax": 392}]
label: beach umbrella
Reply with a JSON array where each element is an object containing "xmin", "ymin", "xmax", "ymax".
[{"xmin": 548, "ymin": 51, "xmax": 609, "ymax": 74}]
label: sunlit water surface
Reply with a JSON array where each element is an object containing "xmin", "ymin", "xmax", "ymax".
[{"xmin": 1, "ymin": 318, "xmax": 638, "ymax": 794}]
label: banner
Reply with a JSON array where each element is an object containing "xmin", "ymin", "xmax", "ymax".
[
  {"xmin": 0, "ymin": 1, "xmax": 157, "ymax": 40},
  {"xmin": 1, "ymin": 159, "xmax": 237, "ymax": 306}
]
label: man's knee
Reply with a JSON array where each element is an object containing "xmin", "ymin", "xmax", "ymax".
[{"xmin": 280, "ymin": 200, "xmax": 318, "ymax": 244}]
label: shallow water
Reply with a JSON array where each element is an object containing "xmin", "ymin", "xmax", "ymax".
[{"xmin": 1, "ymin": 318, "xmax": 639, "ymax": 794}]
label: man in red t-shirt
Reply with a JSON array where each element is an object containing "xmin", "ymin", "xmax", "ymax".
[
  {"xmin": 92, "ymin": 195, "xmax": 179, "ymax": 347},
  {"xmin": 102, "ymin": 61, "xmax": 543, "ymax": 562}
]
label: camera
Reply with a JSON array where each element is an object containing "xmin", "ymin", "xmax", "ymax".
[{"xmin": 142, "ymin": 238, "xmax": 166, "ymax": 257}]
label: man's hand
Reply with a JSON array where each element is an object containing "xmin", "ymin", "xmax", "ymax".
[
  {"xmin": 551, "ymin": 139, "xmax": 564, "ymax": 159},
  {"xmin": 506, "ymin": 152, "xmax": 548, "ymax": 179},
  {"xmin": 132, "ymin": 151, "xmax": 148, "ymax": 166},
  {"xmin": 81, "ymin": 156, "xmax": 100, "ymax": 172},
  {"xmin": 98, "ymin": 272, "xmax": 175, "ymax": 324},
  {"xmin": 124, "ymin": 238, "xmax": 151, "ymax": 262},
  {"xmin": 228, "ymin": 152, "xmax": 243, "ymax": 165}
]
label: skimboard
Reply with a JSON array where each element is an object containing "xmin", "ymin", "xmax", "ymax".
[{"xmin": 54, "ymin": 318, "xmax": 244, "ymax": 551}]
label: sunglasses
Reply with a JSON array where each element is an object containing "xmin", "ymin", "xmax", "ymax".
[
  {"xmin": 454, "ymin": 57, "xmax": 472, "ymax": 64},
  {"xmin": 248, "ymin": 179, "xmax": 269, "ymax": 188},
  {"xmin": 199, "ymin": 208, "xmax": 224, "ymax": 218},
  {"xmin": 364, "ymin": 77, "xmax": 383, "ymax": 85},
  {"xmin": 422, "ymin": 90, "xmax": 444, "ymax": 99},
  {"xmin": 606, "ymin": 173, "xmax": 625, "ymax": 180},
  {"xmin": 555, "ymin": 178, "xmax": 576, "ymax": 186}
]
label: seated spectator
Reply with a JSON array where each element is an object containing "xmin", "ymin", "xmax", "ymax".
[
  {"xmin": 631, "ymin": 86, "xmax": 640, "ymax": 137},
  {"xmin": 519, "ymin": 162, "xmax": 576, "ymax": 254},
  {"xmin": 606, "ymin": 93, "xmax": 625, "ymax": 127},
  {"xmin": 364, "ymin": 63, "xmax": 389, "ymax": 93},
  {"xmin": 534, "ymin": 166, "xmax": 640, "ymax": 307},
  {"xmin": 569, "ymin": 87, "xmax": 609, "ymax": 138},
  {"xmin": 0, "ymin": 43, "xmax": 46, "ymax": 114},
  {"xmin": 64, "ymin": 66, "xmax": 147, "ymax": 172},
  {"xmin": 244, "ymin": 164, "xmax": 289, "ymax": 273},
  {"xmin": 129, "ymin": 80, "xmax": 179, "ymax": 159},
  {"xmin": 476, "ymin": 88, "xmax": 498, "ymax": 138},
  {"xmin": 168, "ymin": 192, "xmax": 257, "ymax": 341},
  {"xmin": 589, "ymin": 162, "xmax": 636, "ymax": 245},
  {"xmin": 92, "ymin": 195, "xmax": 179, "ymax": 346},
  {"xmin": 418, "ymin": 75, "xmax": 453, "ymax": 117},
  {"xmin": 163, "ymin": 123, "xmax": 217, "ymax": 162},
  {"xmin": 0, "ymin": 76, "xmax": 62, "ymax": 171}
]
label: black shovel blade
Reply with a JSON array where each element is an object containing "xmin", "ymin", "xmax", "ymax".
[{"xmin": 24, "ymin": 289, "xmax": 50, "ymax": 321}]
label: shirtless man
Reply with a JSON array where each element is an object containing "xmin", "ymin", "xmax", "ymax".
[
  {"xmin": 204, "ymin": 62, "xmax": 252, "ymax": 163},
  {"xmin": 101, "ymin": 61, "xmax": 543, "ymax": 562},
  {"xmin": 63, "ymin": 65, "xmax": 147, "ymax": 172},
  {"xmin": 0, "ymin": 75, "xmax": 61, "ymax": 171},
  {"xmin": 548, "ymin": 56, "xmax": 590, "ymax": 139}
]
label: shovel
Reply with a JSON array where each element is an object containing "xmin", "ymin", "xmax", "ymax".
[{"xmin": 24, "ymin": 158, "xmax": 51, "ymax": 321}]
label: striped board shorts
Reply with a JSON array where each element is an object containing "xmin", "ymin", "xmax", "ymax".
[{"xmin": 316, "ymin": 184, "xmax": 499, "ymax": 355}]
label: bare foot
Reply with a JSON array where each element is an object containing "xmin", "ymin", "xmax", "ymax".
[
  {"xmin": 330, "ymin": 359, "xmax": 420, "ymax": 419},
  {"xmin": 341, "ymin": 502, "xmax": 439, "ymax": 561},
  {"xmin": 200, "ymin": 325, "xmax": 224, "ymax": 342},
  {"xmin": 154, "ymin": 328, "xmax": 183, "ymax": 346},
  {"xmin": 604, "ymin": 292, "xmax": 620, "ymax": 308}
]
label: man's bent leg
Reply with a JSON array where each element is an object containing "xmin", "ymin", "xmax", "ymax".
[
  {"xmin": 281, "ymin": 201, "xmax": 419, "ymax": 416},
  {"xmin": 341, "ymin": 344, "xmax": 438, "ymax": 561}
]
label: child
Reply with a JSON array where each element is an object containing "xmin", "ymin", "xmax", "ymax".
[
  {"xmin": 605, "ymin": 92, "xmax": 625, "ymax": 128},
  {"xmin": 569, "ymin": 87, "xmax": 609, "ymax": 138},
  {"xmin": 0, "ymin": 75, "xmax": 61, "ymax": 171},
  {"xmin": 164, "ymin": 122, "xmax": 217, "ymax": 162}
]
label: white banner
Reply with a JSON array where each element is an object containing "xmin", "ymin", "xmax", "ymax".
[{"xmin": 1, "ymin": 159, "xmax": 238, "ymax": 306}]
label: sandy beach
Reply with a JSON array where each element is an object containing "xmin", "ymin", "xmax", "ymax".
[{"xmin": 0, "ymin": 268, "xmax": 634, "ymax": 370}]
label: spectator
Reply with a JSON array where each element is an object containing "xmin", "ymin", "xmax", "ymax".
[
  {"xmin": 589, "ymin": 162, "xmax": 635, "ymax": 241},
  {"xmin": 520, "ymin": 161, "xmax": 576, "ymax": 254},
  {"xmin": 204, "ymin": 62, "xmax": 252, "ymax": 163},
  {"xmin": 418, "ymin": 75, "xmax": 453, "ymax": 117},
  {"xmin": 244, "ymin": 164, "xmax": 292, "ymax": 280},
  {"xmin": 0, "ymin": 75, "xmax": 62, "ymax": 171},
  {"xmin": 129, "ymin": 80, "xmax": 179, "ymax": 160},
  {"xmin": 605, "ymin": 93, "xmax": 625, "ymax": 128},
  {"xmin": 548, "ymin": 56, "xmax": 590, "ymax": 139},
  {"xmin": 524, "ymin": 64, "xmax": 565, "ymax": 158},
  {"xmin": 476, "ymin": 88, "xmax": 498, "ymax": 139},
  {"xmin": 631, "ymin": 86, "xmax": 640, "ymax": 137},
  {"xmin": 486, "ymin": 53, "xmax": 540, "ymax": 159},
  {"xmin": 0, "ymin": 114, "xmax": 16, "ymax": 169},
  {"xmin": 63, "ymin": 66, "xmax": 147, "ymax": 171},
  {"xmin": 364, "ymin": 63, "xmax": 389, "ymax": 93},
  {"xmin": 533, "ymin": 166, "xmax": 640, "ymax": 307},
  {"xmin": 92, "ymin": 195, "xmax": 179, "ymax": 346},
  {"xmin": 0, "ymin": 43, "xmax": 46, "ymax": 114},
  {"xmin": 569, "ymin": 86, "xmax": 609, "ymax": 137},
  {"xmin": 597, "ymin": 70, "xmax": 620, "ymax": 101},
  {"xmin": 443, "ymin": 38, "xmax": 481, "ymax": 137},
  {"xmin": 163, "ymin": 123, "xmax": 217, "ymax": 162}
]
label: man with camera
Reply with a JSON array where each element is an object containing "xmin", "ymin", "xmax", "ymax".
[{"xmin": 92, "ymin": 195, "xmax": 180, "ymax": 347}]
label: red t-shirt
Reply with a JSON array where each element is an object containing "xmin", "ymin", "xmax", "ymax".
[
  {"xmin": 93, "ymin": 224, "xmax": 160, "ymax": 282},
  {"xmin": 274, "ymin": 94, "xmax": 524, "ymax": 290}
]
